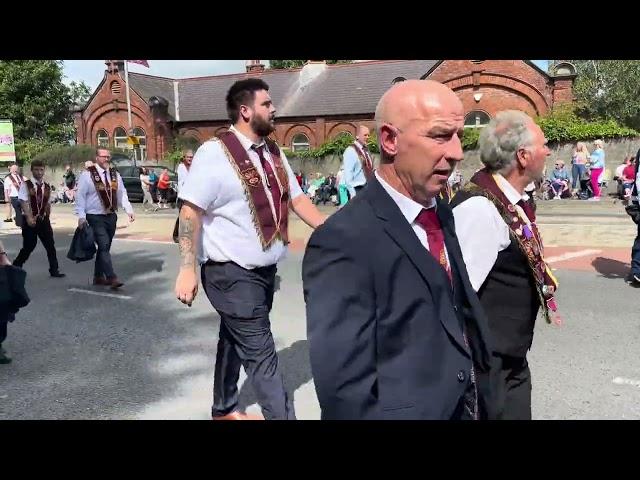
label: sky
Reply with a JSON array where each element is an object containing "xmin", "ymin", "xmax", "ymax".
[{"xmin": 62, "ymin": 60, "xmax": 550, "ymax": 90}]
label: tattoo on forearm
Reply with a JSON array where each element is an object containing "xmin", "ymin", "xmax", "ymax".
[{"xmin": 179, "ymin": 211, "xmax": 196, "ymax": 269}]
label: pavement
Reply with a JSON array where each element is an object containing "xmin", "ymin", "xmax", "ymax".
[{"xmin": 0, "ymin": 196, "xmax": 639, "ymax": 419}]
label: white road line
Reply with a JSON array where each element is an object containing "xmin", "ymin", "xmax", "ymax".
[
  {"xmin": 114, "ymin": 237, "xmax": 173, "ymax": 245},
  {"xmin": 67, "ymin": 287, "xmax": 132, "ymax": 300},
  {"xmin": 546, "ymin": 249, "xmax": 602, "ymax": 263},
  {"xmin": 613, "ymin": 377, "xmax": 640, "ymax": 387}
]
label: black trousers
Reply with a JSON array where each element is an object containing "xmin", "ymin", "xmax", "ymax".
[
  {"xmin": 86, "ymin": 213, "xmax": 117, "ymax": 279},
  {"xmin": 491, "ymin": 353, "xmax": 532, "ymax": 420},
  {"xmin": 13, "ymin": 217, "xmax": 59, "ymax": 273},
  {"xmin": 0, "ymin": 316, "xmax": 7, "ymax": 345},
  {"xmin": 172, "ymin": 199, "xmax": 183, "ymax": 243},
  {"xmin": 631, "ymin": 222, "xmax": 640, "ymax": 277},
  {"xmin": 201, "ymin": 261, "xmax": 295, "ymax": 420},
  {"xmin": 10, "ymin": 197, "xmax": 24, "ymax": 227}
]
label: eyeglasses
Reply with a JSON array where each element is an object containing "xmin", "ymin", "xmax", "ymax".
[{"xmin": 97, "ymin": 155, "xmax": 111, "ymax": 160}]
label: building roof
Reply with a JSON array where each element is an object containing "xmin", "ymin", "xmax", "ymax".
[
  {"xmin": 127, "ymin": 60, "xmax": 439, "ymax": 123},
  {"xmin": 125, "ymin": 73, "xmax": 177, "ymax": 120}
]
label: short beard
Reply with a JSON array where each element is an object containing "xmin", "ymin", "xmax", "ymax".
[{"xmin": 251, "ymin": 115, "xmax": 275, "ymax": 137}]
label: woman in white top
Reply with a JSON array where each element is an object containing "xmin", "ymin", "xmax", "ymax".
[{"xmin": 139, "ymin": 167, "xmax": 158, "ymax": 211}]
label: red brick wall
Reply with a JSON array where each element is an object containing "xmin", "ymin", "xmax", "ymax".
[
  {"xmin": 455, "ymin": 86, "xmax": 539, "ymax": 118},
  {"xmin": 77, "ymin": 61, "xmax": 574, "ymax": 160},
  {"xmin": 429, "ymin": 60, "xmax": 555, "ymax": 116},
  {"xmin": 79, "ymin": 69, "xmax": 159, "ymax": 158}
]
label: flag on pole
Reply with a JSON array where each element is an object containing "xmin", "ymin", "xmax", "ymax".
[{"xmin": 127, "ymin": 60, "xmax": 149, "ymax": 68}]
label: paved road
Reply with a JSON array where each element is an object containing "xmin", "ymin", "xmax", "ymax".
[{"xmin": 0, "ymin": 198, "xmax": 639, "ymax": 419}]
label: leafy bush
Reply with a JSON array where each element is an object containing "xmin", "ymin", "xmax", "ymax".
[
  {"xmin": 535, "ymin": 106, "xmax": 637, "ymax": 143},
  {"xmin": 164, "ymin": 135, "xmax": 202, "ymax": 169},
  {"xmin": 462, "ymin": 128, "xmax": 480, "ymax": 150},
  {"xmin": 284, "ymin": 131, "xmax": 380, "ymax": 159},
  {"xmin": 28, "ymin": 144, "xmax": 132, "ymax": 169},
  {"xmin": 15, "ymin": 139, "xmax": 64, "ymax": 165},
  {"xmin": 460, "ymin": 106, "xmax": 638, "ymax": 150}
]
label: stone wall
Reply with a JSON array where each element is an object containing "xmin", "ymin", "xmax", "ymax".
[{"xmin": 288, "ymin": 137, "xmax": 640, "ymax": 182}]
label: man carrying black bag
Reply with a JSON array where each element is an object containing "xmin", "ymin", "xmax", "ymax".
[
  {"xmin": 67, "ymin": 222, "xmax": 97, "ymax": 264},
  {"xmin": 0, "ymin": 239, "xmax": 31, "ymax": 364},
  {"xmin": 626, "ymin": 148, "xmax": 640, "ymax": 287}
]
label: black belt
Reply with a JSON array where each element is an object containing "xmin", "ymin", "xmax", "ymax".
[{"xmin": 204, "ymin": 260, "xmax": 276, "ymax": 273}]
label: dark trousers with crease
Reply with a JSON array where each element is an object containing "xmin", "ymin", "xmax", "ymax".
[
  {"xmin": 10, "ymin": 197, "xmax": 24, "ymax": 227},
  {"xmin": 201, "ymin": 261, "xmax": 295, "ymax": 420},
  {"xmin": 86, "ymin": 213, "xmax": 117, "ymax": 279},
  {"xmin": 631, "ymin": 222, "xmax": 640, "ymax": 277},
  {"xmin": 13, "ymin": 217, "xmax": 59, "ymax": 273},
  {"xmin": 491, "ymin": 353, "xmax": 532, "ymax": 420}
]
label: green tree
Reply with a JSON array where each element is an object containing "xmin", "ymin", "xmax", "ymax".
[
  {"xmin": 567, "ymin": 60, "xmax": 640, "ymax": 130},
  {"xmin": 68, "ymin": 80, "xmax": 92, "ymax": 108},
  {"xmin": 0, "ymin": 60, "xmax": 72, "ymax": 142},
  {"xmin": 269, "ymin": 60, "xmax": 352, "ymax": 69}
]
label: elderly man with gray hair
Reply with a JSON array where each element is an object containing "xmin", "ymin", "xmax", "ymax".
[{"xmin": 450, "ymin": 110, "xmax": 561, "ymax": 420}]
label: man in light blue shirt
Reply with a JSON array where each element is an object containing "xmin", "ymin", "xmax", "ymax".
[{"xmin": 341, "ymin": 125, "xmax": 374, "ymax": 199}]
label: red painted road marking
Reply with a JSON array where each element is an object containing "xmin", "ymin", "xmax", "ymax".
[{"xmin": 110, "ymin": 234, "xmax": 633, "ymax": 275}]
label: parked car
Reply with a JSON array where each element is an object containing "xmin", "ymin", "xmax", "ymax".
[{"xmin": 115, "ymin": 164, "xmax": 178, "ymax": 204}]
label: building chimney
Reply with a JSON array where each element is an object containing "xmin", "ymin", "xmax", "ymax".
[
  {"xmin": 246, "ymin": 60, "xmax": 265, "ymax": 73},
  {"xmin": 105, "ymin": 60, "xmax": 125, "ymax": 73}
]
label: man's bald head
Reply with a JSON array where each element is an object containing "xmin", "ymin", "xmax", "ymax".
[
  {"xmin": 375, "ymin": 79, "xmax": 462, "ymax": 131},
  {"xmin": 356, "ymin": 125, "xmax": 370, "ymax": 145},
  {"xmin": 374, "ymin": 79, "xmax": 465, "ymax": 205}
]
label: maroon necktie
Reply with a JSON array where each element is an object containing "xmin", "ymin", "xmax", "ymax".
[
  {"xmin": 361, "ymin": 145, "xmax": 372, "ymax": 170},
  {"xmin": 36, "ymin": 183, "xmax": 43, "ymax": 206},
  {"xmin": 415, "ymin": 208, "xmax": 452, "ymax": 282},
  {"xmin": 253, "ymin": 144, "xmax": 282, "ymax": 222}
]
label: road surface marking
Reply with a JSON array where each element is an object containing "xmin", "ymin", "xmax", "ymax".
[
  {"xmin": 114, "ymin": 237, "xmax": 173, "ymax": 245},
  {"xmin": 67, "ymin": 287, "xmax": 132, "ymax": 300},
  {"xmin": 613, "ymin": 377, "xmax": 640, "ymax": 387},
  {"xmin": 546, "ymin": 249, "xmax": 602, "ymax": 263}
]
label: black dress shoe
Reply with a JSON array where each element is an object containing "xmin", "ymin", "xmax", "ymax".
[
  {"xmin": 50, "ymin": 271, "xmax": 66, "ymax": 278},
  {"xmin": 0, "ymin": 347, "xmax": 11, "ymax": 364}
]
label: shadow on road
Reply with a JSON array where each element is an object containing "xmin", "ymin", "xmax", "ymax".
[
  {"xmin": 0, "ymin": 240, "xmax": 218, "ymax": 420},
  {"xmin": 236, "ymin": 339, "xmax": 311, "ymax": 414},
  {"xmin": 591, "ymin": 256, "xmax": 630, "ymax": 279}
]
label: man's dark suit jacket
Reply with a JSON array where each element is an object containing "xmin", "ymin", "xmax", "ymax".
[{"xmin": 302, "ymin": 177, "xmax": 494, "ymax": 420}]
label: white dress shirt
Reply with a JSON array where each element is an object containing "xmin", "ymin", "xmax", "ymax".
[
  {"xmin": 74, "ymin": 164, "xmax": 133, "ymax": 219},
  {"xmin": 453, "ymin": 173, "xmax": 532, "ymax": 292},
  {"xmin": 4, "ymin": 173, "xmax": 23, "ymax": 198},
  {"xmin": 342, "ymin": 141, "xmax": 371, "ymax": 197},
  {"xmin": 177, "ymin": 163, "xmax": 190, "ymax": 193},
  {"xmin": 375, "ymin": 171, "xmax": 449, "ymax": 262},
  {"xmin": 17, "ymin": 178, "xmax": 52, "ymax": 204},
  {"xmin": 178, "ymin": 125, "xmax": 304, "ymax": 269}
]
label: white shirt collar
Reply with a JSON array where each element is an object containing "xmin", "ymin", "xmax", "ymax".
[
  {"xmin": 495, "ymin": 173, "xmax": 529, "ymax": 203},
  {"xmin": 229, "ymin": 124, "xmax": 265, "ymax": 151},
  {"xmin": 31, "ymin": 177, "xmax": 43, "ymax": 185},
  {"xmin": 375, "ymin": 171, "xmax": 436, "ymax": 224}
]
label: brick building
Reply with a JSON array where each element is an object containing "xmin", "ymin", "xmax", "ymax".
[{"xmin": 74, "ymin": 60, "xmax": 577, "ymax": 162}]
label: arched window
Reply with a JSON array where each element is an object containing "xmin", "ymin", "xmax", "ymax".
[
  {"xmin": 113, "ymin": 127, "xmax": 128, "ymax": 151},
  {"xmin": 291, "ymin": 133, "xmax": 310, "ymax": 152},
  {"xmin": 96, "ymin": 129, "xmax": 109, "ymax": 148},
  {"xmin": 464, "ymin": 111, "xmax": 491, "ymax": 129},
  {"xmin": 133, "ymin": 127, "xmax": 146, "ymax": 161}
]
